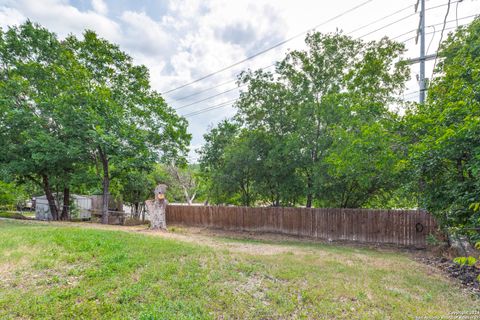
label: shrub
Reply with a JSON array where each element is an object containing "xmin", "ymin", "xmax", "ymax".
[{"xmin": 453, "ymin": 256, "xmax": 477, "ymax": 267}]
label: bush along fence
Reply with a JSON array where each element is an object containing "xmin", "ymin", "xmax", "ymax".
[{"xmin": 166, "ymin": 206, "xmax": 438, "ymax": 248}]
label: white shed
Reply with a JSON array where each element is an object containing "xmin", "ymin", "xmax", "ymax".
[{"xmin": 35, "ymin": 194, "xmax": 92, "ymax": 220}]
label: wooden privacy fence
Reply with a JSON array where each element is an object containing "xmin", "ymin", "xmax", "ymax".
[{"xmin": 166, "ymin": 205, "xmax": 438, "ymax": 248}]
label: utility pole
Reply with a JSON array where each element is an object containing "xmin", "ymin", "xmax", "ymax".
[
  {"xmin": 416, "ymin": 0, "xmax": 426, "ymax": 104},
  {"xmin": 419, "ymin": 0, "xmax": 426, "ymax": 104}
]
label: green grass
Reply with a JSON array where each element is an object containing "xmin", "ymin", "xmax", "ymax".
[
  {"xmin": 0, "ymin": 211, "xmax": 28, "ymax": 220},
  {"xmin": 0, "ymin": 220, "xmax": 478, "ymax": 319}
]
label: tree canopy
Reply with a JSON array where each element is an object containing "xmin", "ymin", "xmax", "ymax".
[
  {"xmin": 0, "ymin": 22, "xmax": 190, "ymax": 221},
  {"xmin": 403, "ymin": 17, "xmax": 480, "ymax": 234},
  {"xmin": 200, "ymin": 32, "xmax": 410, "ymax": 207}
]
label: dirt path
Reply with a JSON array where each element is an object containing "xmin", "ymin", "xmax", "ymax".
[{"xmin": 15, "ymin": 220, "xmax": 309, "ymax": 255}]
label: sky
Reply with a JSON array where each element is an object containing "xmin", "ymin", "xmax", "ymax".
[{"xmin": 1, "ymin": 0, "xmax": 479, "ymax": 162}]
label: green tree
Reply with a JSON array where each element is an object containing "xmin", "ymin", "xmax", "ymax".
[
  {"xmin": 235, "ymin": 70, "xmax": 304, "ymax": 206},
  {"xmin": 120, "ymin": 170, "xmax": 155, "ymax": 219},
  {"xmin": 216, "ymin": 131, "xmax": 261, "ymax": 206},
  {"xmin": 0, "ymin": 22, "xmax": 89, "ymax": 219},
  {"xmin": 0, "ymin": 180, "xmax": 27, "ymax": 208},
  {"xmin": 322, "ymin": 117, "xmax": 405, "ymax": 207},
  {"xmin": 199, "ymin": 120, "xmax": 241, "ymax": 204},
  {"xmin": 233, "ymin": 32, "xmax": 409, "ymax": 207},
  {"xmin": 0, "ymin": 22, "xmax": 190, "ymax": 222},
  {"xmin": 64, "ymin": 30, "xmax": 190, "ymax": 223},
  {"xmin": 404, "ymin": 18, "xmax": 480, "ymax": 232},
  {"xmin": 147, "ymin": 164, "xmax": 201, "ymax": 204},
  {"xmin": 166, "ymin": 164, "xmax": 200, "ymax": 205}
]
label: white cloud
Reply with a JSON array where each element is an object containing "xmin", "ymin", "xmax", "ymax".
[
  {"xmin": 1, "ymin": 0, "xmax": 120, "ymax": 40},
  {"xmin": 152, "ymin": 0, "xmax": 287, "ymax": 90},
  {"xmin": 91, "ymin": 0, "xmax": 108, "ymax": 15},
  {"xmin": 0, "ymin": 6, "xmax": 25, "ymax": 27},
  {"xmin": 120, "ymin": 11, "xmax": 172, "ymax": 57}
]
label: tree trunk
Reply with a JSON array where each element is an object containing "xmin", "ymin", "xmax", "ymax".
[
  {"xmin": 183, "ymin": 187, "xmax": 192, "ymax": 205},
  {"xmin": 306, "ymin": 174, "xmax": 313, "ymax": 208},
  {"xmin": 146, "ymin": 184, "xmax": 167, "ymax": 230},
  {"xmin": 146, "ymin": 199, "xmax": 167, "ymax": 229},
  {"xmin": 60, "ymin": 187, "xmax": 70, "ymax": 220},
  {"xmin": 98, "ymin": 147, "xmax": 110, "ymax": 224},
  {"xmin": 306, "ymin": 194, "xmax": 312, "ymax": 208},
  {"xmin": 101, "ymin": 173, "xmax": 110, "ymax": 224},
  {"xmin": 183, "ymin": 187, "xmax": 196, "ymax": 205},
  {"xmin": 134, "ymin": 202, "xmax": 140, "ymax": 218},
  {"xmin": 42, "ymin": 174, "xmax": 58, "ymax": 220}
]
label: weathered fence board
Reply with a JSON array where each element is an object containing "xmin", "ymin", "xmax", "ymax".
[{"xmin": 166, "ymin": 205, "xmax": 438, "ymax": 248}]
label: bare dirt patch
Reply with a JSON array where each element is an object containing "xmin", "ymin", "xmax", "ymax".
[
  {"xmin": 417, "ymin": 257, "xmax": 480, "ymax": 295},
  {"xmin": 144, "ymin": 226, "xmax": 298, "ymax": 255}
]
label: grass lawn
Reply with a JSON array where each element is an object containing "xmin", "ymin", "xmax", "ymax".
[
  {"xmin": 0, "ymin": 211, "xmax": 29, "ymax": 220},
  {"xmin": 0, "ymin": 220, "xmax": 478, "ymax": 319}
]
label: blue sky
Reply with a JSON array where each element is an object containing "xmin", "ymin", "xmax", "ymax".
[
  {"xmin": 69, "ymin": 0, "xmax": 170, "ymax": 19},
  {"xmin": 1, "ymin": 0, "xmax": 479, "ymax": 161}
]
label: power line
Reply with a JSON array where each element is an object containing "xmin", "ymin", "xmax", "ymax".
[
  {"xmin": 184, "ymin": 103, "xmax": 236, "ymax": 118},
  {"xmin": 338, "ymin": 0, "xmax": 440, "ymax": 39},
  {"xmin": 403, "ymin": 90, "xmax": 421, "ymax": 97},
  {"xmin": 173, "ymin": 64, "xmax": 275, "ymax": 102},
  {"xmin": 182, "ymin": 99, "xmax": 238, "ymax": 117},
  {"xmin": 172, "ymin": 3, "xmax": 473, "ymax": 112},
  {"xmin": 346, "ymin": 3, "xmax": 415, "ymax": 36},
  {"xmin": 359, "ymin": 0, "xmax": 459, "ymax": 39},
  {"xmin": 359, "ymin": 12, "xmax": 417, "ymax": 38},
  {"xmin": 186, "ymin": 84, "xmax": 426, "ymax": 118},
  {"xmin": 180, "ymin": 26, "xmax": 447, "ymax": 118},
  {"xmin": 175, "ymin": 4, "xmax": 423, "ymax": 111},
  {"xmin": 178, "ymin": 2, "xmax": 433, "ymax": 103},
  {"xmin": 456, "ymin": 0, "xmax": 463, "ymax": 27},
  {"xmin": 181, "ymin": 7, "xmax": 475, "ymax": 117},
  {"xmin": 401, "ymin": 22, "xmax": 468, "ymax": 42},
  {"xmin": 392, "ymin": 14, "xmax": 475, "ymax": 42},
  {"xmin": 427, "ymin": 25, "xmax": 436, "ymax": 54},
  {"xmin": 174, "ymin": 79, "xmax": 236, "ymax": 102},
  {"xmin": 183, "ymin": 22, "xmax": 472, "ymax": 117},
  {"xmin": 391, "ymin": 28, "xmax": 417, "ymax": 40},
  {"xmin": 181, "ymin": 13, "xmax": 430, "ymax": 116},
  {"xmin": 184, "ymin": 1, "xmax": 451, "ymax": 102},
  {"xmin": 176, "ymin": 84, "xmax": 246, "ymax": 110},
  {"xmin": 432, "ymin": 0, "xmax": 452, "ymax": 79},
  {"xmin": 161, "ymin": 0, "xmax": 375, "ymax": 95}
]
